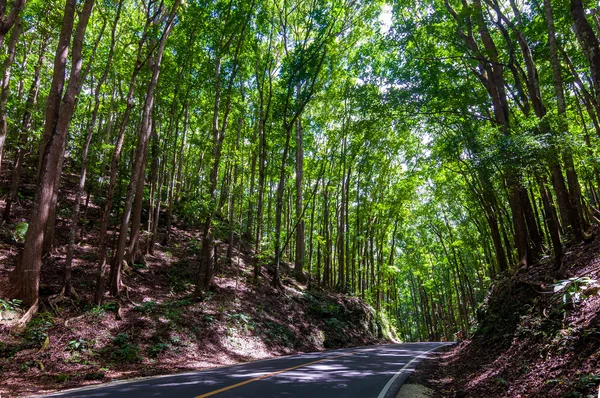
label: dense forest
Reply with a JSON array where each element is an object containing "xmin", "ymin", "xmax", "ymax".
[{"xmin": 0, "ymin": 0, "xmax": 599, "ymax": 353}]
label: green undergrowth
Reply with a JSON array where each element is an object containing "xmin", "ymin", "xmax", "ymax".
[{"xmin": 303, "ymin": 291, "xmax": 396, "ymax": 347}]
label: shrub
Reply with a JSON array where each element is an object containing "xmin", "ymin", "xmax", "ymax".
[
  {"xmin": 109, "ymin": 333, "xmax": 141, "ymax": 363},
  {"xmin": 148, "ymin": 343, "xmax": 170, "ymax": 357},
  {"xmin": 262, "ymin": 320, "xmax": 295, "ymax": 347},
  {"xmin": 87, "ymin": 306, "xmax": 106, "ymax": 321},
  {"xmin": 135, "ymin": 301, "xmax": 157, "ymax": 315},
  {"xmin": 67, "ymin": 338, "xmax": 88, "ymax": 352},
  {"xmin": 23, "ymin": 312, "xmax": 54, "ymax": 347},
  {"xmin": 0, "ymin": 298, "xmax": 21, "ymax": 312},
  {"xmin": 325, "ymin": 317, "xmax": 346, "ymax": 330},
  {"xmin": 14, "ymin": 222, "xmax": 28, "ymax": 242}
]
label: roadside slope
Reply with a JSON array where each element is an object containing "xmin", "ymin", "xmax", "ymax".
[
  {"xmin": 408, "ymin": 228, "xmax": 600, "ymax": 397},
  {"xmin": 0, "ymin": 197, "xmax": 394, "ymax": 397}
]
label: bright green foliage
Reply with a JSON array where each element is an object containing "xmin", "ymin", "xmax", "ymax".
[{"xmin": 3, "ymin": 0, "xmax": 600, "ymax": 344}]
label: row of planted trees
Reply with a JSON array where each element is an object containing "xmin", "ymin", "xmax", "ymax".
[
  {"xmin": 0, "ymin": 0, "xmax": 599, "ymax": 342},
  {"xmin": 386, "ymin": 0, "xmax": 600, "ymax": 339}
]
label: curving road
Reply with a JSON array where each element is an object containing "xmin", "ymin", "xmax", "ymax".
[{"xmin": 43, "ymin": 342, "xmax": 449, "ymax": 398}]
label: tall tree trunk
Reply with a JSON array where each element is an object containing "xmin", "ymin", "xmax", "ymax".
[
  {"xmin": 3, "ymin": 37, "xmax": 46, "ymax": 221},
  {"xmin": 344, "ymin": 164, "xmax": 351, "ymax": 289},
  {"xmin": 545, "ymin": 0, "xmax": 587, "ymax": 235},
  {"xmin": 165, "ymin": 103, "xmax": 189, "ymax": 244},
  {"xmin": 227, "ymin": 116, "xmax": 242, "ymax": 259},
  {"xmin": 146, "ymin": 131, "xmax": 159, "ymax": 255},
  {"xmin": 322, "ymin": 180, "xmax": 330, "ymax": 287},
  {"xmin": 539, "ymin": 177, "xmax": 563, "ymax": 269},
  {"xmin": 162, "ymin": 83, "xmax": 182, "ymax": 246},
  {"xmin": 10, "ymin": 0, "xmax": 95, "ymax": 313},
  {"xmin": 110, "ymin": 0, "xmax": 180, "ymax": 296},
  {"xmin": 294, "ymin": 116, "xmax": 305, "ymax": 281},
  {"xmin": 483, "ymin": 191, "xmax": 508, "ymax": 272},
  {"xmin": 125, "ymin": 123, "xmax": 152, "ymax": 265},
  {"xmin": 196, "ymin": 56, "xmax": 224, "ymax": 293},
  {"xmin": 94, "ymin": 29, "xmax": 148, "ymax": 304},
  {"xmin": 63, "ymin": 0, "xmax": 122, "ymax": 296},
  {"xmin": 245, "ymin": 121, "xmax": 258, "ymax": 240},
  {"xmin": 149, "ymin": 126, "xmax": 165, "ymax": 254},
  {"xmin": 273, "ymin": 123, "xmax": 292, "ymax": 289},
  {"xmin": 174, "ymin": 105, "xmax": 188, "ymax": 204},
  {"xmin": 42, "ymin": 15, "xmax": 106, "ymax": 256},
  {"xmin": 447, "ymin": 0, "xmax": 531, "ymax": 266},
  {"xmin": 197, "ymin": 9, "xmax": 249, "ymax": 293},
  {"xmin": 337, "ymin": 138, "xmax": 347, "ymax": 292},
  {"xmin": 307, "ymin": 187, "xmax": 316, "ymax": 290},
  {"xmin": 0, "ymin": 15, "xmax": 21, "ymax": 174},
  {"xmin": 571, "ymin": 0, "xmax": 600, "ymax": 104},
  {"xmin": 253, "ymin": 101, "xmax": 268, "ymax": 281}
]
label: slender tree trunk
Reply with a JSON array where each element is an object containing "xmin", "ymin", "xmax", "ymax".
[
  {"xmin": 197, "ymin": 11, "xmax": 249, "ymax": 293},
  {"xmin": 146, "ymin": 125, "xmax": 161, "ymax": 255},
  {"xmin": 254, "ymin": 114, "xmax": 267, "ymax": 281},
  {"xmin": 245, "ymin": 121, "xmax": 258, "ymax": 240},
  {"xmin": 3, "ymin": 37, "xmax": 46, "ymax": 221},
  {"xmin": 294, "ymin": 116, "xmax": 305, "ymax": 281},
  {"xmin": 322, "ymin": 180, "xmax": 330, "ymax": 287},
  {"xmin": 317, "ymin": 221, "xmax": 322, "ymax": 289},
  {"xmin": 146, "ymin": 138, "xmax": 158, "ymax": 255},
  {"xmin": 337, "ymin": 138, "xmax": 347, "ymax": 292},
  {"xmin": 197, "ymin": 56, "xmax": 224, "ymax": 293},
  {"xmin": 344, "ymin": 165, "xmax": 351, "ymax": 289},
  {"xmin": 174, "ymin": 105, "xmax": 188, "ymax": 202},
  {"xmin": 166, "ymin": 104, "xmax": 189, "ymax": 243},
  {"xmin": 486, "ymin": 206, "xmax": 508, "ymax": 272},
  {"xmin": 162, "ymin": 89, "xmax": 184, "ymax": 246},
  {"xmin": 307, "ymin": 188, "xmax": 316, "ymax": 290},
  {"xmin": 0, "ymin": 0, "xmax": 25, "ymax": 50},
  {"xmin": 227, "ymin": 116, "xmax": 242, "ymax": 259},
  {"xmin": 545, "ymin": 0, "xmax": 587, "ymax": 235},
  {"xmin": 94, "ymin": 38, "xmax": 147, "ymax": 304},
  {"xmin": 110, "ymin": 1, "xmax": 180, "ymax": 296},
  {"xmin": 150, "ymin": 133, "xmax": 166, "ymax": 254},
  {"xmin": 0, "ymin": 16, "xmax": 21, "ymax": 174},
  {"xmin": 539, "ymin": 177, "xmax": 563, "ymax": 269},
  {"xmin": 63, "ymin": 1, "xmax": 121, "ymax": 295},
  {"xmin": 273, "ymin": 122, "xmax": 292, "ymax": 288},
  {"xmin": 126, "ymin": 123, "xmax": 152, "ymax": 265}
]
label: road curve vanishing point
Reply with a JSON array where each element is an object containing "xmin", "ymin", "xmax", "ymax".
[{"xmin": 42, "ymin": 342, "xmax": 450, "ymax": 398}]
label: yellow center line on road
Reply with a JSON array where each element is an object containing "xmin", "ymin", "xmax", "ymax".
[{"xmin": 194, "ymin": 350, "xmax": 361, "ymax": 397}]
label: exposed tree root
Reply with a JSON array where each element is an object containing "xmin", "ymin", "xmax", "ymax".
[
  {"xmin": 10, "ymin": 299, "xmax": 39, "ymax": 334},
  {"xmin": 64, "ymin": 314, "xmax": 86, "ymax": 327}
]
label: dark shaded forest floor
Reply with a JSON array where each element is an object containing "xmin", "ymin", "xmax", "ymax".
[
  {"xmin": 407, "ymin": 226, "xmax": 600, "ymax": 397},
  {"xmin": 0, "ymin": 167, "xmax": 391, "ymax": 397}
]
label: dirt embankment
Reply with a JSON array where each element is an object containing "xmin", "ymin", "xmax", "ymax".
[{"xmin": 408, "ymin": 228, "xmax": 600, "ymax": 397}]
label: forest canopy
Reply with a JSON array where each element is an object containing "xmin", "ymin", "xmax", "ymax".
[{"xmin": 0, "ymin": 0, "xmax": 599, "ymax": 343}]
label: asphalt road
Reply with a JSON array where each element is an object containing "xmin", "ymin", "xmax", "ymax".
[{"xmin": 43, "ymin": 342, "xmax": 449, "ymax": 398}]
